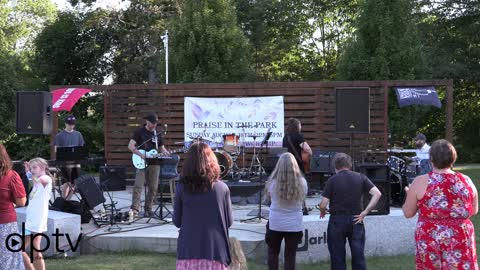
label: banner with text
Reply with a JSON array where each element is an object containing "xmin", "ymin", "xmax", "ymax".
[{"xmin": 184, "ymin": 96, "xmax": 284, "ymax": 147}]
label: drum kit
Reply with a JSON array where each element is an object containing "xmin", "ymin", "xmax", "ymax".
[
  {"xmin": 386, "ymin": 149, "xmax": 420, "ymax": 205},
  {"xmin": 176, "ymin": 129, "xmax": 267, "ymax": 181}
]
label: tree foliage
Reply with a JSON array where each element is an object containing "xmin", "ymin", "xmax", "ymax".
[
  {"xmin": 234, "ymin": 0, "xmax": 358, "ymax": 81},
  {"xmin": 170, "ymin": 0, "xmax": 254, "ymax": 83},
  {"xmin": 111, "ymin": 0, "xmax": 180, "ymax": 84},
  {"xmin": 417, "ymin": 0, "xmax": 480, "ymax": 161},
  {"xmin": 33, "ymin": 11, "xmax": 114, "ymax": 85},
  {"xmin": 0, "ymin": 0, "xmax": 56, "ymax": 159},
  {"xmin": 336, "ymin": 0, "xmax": 434, "ymax": 147}
]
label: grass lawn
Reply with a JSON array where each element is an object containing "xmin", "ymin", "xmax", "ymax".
[{"xmin": 45, "ymin": 168, "xmax": 480, "ymax": 270}]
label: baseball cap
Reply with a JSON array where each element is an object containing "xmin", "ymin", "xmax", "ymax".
[
  {"xmin": 415, "ymin": 133, "xmax": 426, "ymax": 141},
  {"xmin": 144, "ymin": 113, "xmax": 158, "ymax": 124},
  {"xmin": 65, "ymin": 115, "xmax": 76, "ymax": 125}
]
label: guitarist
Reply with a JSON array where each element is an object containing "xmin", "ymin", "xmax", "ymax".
[
  {"xmin": 282, "ymin": 118, "xmax": 312, "ymax": 214},
  {"xmin": 128, "ymin": 113, "xmax": 169, "ymax": 217},
  {"xmin": 282, "ymin": 118, "xmax": 312, "ymax": 174}
]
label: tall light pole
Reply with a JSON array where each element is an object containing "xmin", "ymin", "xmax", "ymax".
[{"xmin": 161, "ymin": 31, "xmax": 169, "ymax": 84}]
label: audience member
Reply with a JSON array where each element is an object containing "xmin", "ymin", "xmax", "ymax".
[
  {"xmin": 265, "ymin": 152, "xmax": 307, "ymax": 270},
  {"xmin": 173, "ymin": 142, "xmax": 233, "ymax": 270},
  {"xmin": 403, "ymin": 139, "xmax": 478, "ymax": 269}
]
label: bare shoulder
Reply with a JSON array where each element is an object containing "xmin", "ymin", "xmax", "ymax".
[{"xmin": 411, "ymin": 174, "xmax": 429, "ymax": 188}]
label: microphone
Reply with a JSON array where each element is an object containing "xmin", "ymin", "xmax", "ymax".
[{"xmin": 164, "ymin": 124, "xmax": 168, "ymax": 135}]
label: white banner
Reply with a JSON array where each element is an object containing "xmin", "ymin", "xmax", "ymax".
[{"xmin": 184, "ymin": 96, "xmax": 284, "ymax": 148}]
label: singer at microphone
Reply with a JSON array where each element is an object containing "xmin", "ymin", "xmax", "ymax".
[{"xmin": 127, "ymin": 113, "xmax": 169, "ymax": 217}]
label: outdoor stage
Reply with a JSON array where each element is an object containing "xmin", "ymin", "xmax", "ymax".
[{"xmin": 78, "ymin": 185, "xmax": 417, "ymax": 264}]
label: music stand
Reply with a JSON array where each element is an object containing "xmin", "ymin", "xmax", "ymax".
[
  {"xmin": 146, "ymin": 156, "xmax": 175, "ymax": 223},
  {"xmin": 56, "ymin": 146, "xmax": 88, "ymax": 161}
]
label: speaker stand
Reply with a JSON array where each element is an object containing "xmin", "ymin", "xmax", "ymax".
[{"xmin": 349, "ymin": 132, "xmax": 356, "ymax": 168}]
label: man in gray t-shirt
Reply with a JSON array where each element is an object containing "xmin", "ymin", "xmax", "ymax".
[{"xmin": 54, "ymin": 115, "xmax": 85, "ymax": 199}]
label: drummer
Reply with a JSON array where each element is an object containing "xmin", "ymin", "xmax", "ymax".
[{"xmin": 405, "ymin": 133, "xmax": 431, "ymax": 175}]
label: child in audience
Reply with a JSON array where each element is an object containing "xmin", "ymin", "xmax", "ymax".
[{"xmin": 22, "ymin": 157, "xmax": 52, "ymax": 270}]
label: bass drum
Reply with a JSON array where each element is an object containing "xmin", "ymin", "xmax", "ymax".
[{"xmin": 214, "ymin": 150, "xmax": 233, "ymax": 179}]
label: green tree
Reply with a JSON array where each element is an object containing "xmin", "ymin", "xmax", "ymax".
[
  {"xmin": 0, "ymin": 0, "xmax": 56, "ymax": 159},
  {"xmin": 33, "ymin": 11, "xmax": 114, "ymax": 85},
  {"xmin": 336, "ymin": 0, "xmax": 432, "ymax": 146},
  {"xmin": 417, "ymin": 0, "xmax": 480, "ymax": 161},
  {"xmin": 234, "ymin": 0, "xmax": 358, "ymax": 81},
  {"xmin": 171, "ymin": 0, "xmax": 254, "ymax": 83},
  {"xmin": 111, "ymin": 0, "xmax": 180, "ymax": 84}
]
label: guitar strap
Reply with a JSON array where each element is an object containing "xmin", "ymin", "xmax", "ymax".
[
  {"xmin": 287, "ymin": 135, "xmax": 309, "ymax": 215},
  {"xmin": 287, "ymin": 135, "xmax": 302, "ymax": 165},
  {"xmin": 153, "ymin": 129, "xmax": 158, "ymax": 150}
]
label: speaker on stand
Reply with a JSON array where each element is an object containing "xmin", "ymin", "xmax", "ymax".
[
  {"xmin": 356, "ymin": 163, "xmax": 390, "ymax": 215},
  {"xmin": 16, "ymin": 91, "xmax": 52, "ymax": 135},
  {"xmin": 336, "ymin": 88, "xmax": 370, "ymax": 165}
]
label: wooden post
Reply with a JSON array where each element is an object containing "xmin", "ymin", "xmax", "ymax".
[
  {"xmin": 446, "ymin": 80, "xmax": 454, "ymax": 142},
  {"xmin": 383, "ymin": 83, "xmax": 389, "ymax": 150}
]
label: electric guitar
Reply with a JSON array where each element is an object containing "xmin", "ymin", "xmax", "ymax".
[{"xmin": 132, "ymin": 148, "xmax": 186, "ymax": 169}]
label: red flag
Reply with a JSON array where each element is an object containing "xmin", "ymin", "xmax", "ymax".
[{"xmin": 51, "ymin": 88, "xmax": 91, "ymax": 112}]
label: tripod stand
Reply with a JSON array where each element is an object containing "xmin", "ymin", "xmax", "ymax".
[
  {"xmin": 146, "ymin": 156, "xmax": 178, "ymax": 223},
  {"xmin": 241, "ymin": 130, "xmax": 273, "ymax": 223},
  {"xmin": 100, "ymin": 179, "xmax": 121, "ymax": 231},
  {"xmin": 239, "ymin": 181, "xmax": 268, "ymax": 223},
  {"xmin": 248, "ymin": 135, "xmax": 265, "ymax": 177}
]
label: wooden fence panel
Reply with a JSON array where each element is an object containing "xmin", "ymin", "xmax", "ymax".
[{"xmin": 101, "ymin": 83, "xmax": 387, "ymax": 178}]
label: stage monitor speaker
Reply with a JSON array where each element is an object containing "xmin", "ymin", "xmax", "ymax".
[
  {"xmin": 336, "ymin": 88, "xmax": 370, "ymax": 133},
  {"xmin": 75, "ymin": 175, "xmax": 106, "ymax": 210},
  {"xmin": 356, "ymin": 164, "xmax": 390, "ymax": 215},
  {"xmin": 16, "ymin": 91, "xmax": 52, "ymax": 135},
  {"xmin": 310, "ymin": 150, "xmax": 336, "ymax": 174},
  {"xmin": 100, "ymin": 165, "xmax": 126, "ymax": 191}
]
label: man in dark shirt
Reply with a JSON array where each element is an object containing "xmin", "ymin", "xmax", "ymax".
[
  {"xmin": 319, "ymin": 153, "xmax": 381, "ymax": 270},
  {"xmin": 128, "ymin": 113, "xmax": 169, "ymax": 217}
]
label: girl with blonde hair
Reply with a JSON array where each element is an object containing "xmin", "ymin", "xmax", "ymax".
[
  {"xmin": 22, "ymin": 157, "xmax": 52, "ymax": 270},
  {"xmin": 229, "ymin": 237, "xmax": 247, "ymax": 270},
  {"xmin": 265, "ymin": 152, "xmax": 307, "ymax": 270}
]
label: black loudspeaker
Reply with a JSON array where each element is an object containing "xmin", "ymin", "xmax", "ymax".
[
  {"xmin": 75, "ymin": 175, "xmax": 106, "ymax": 210},
  {"xmin": 16, "ymin": 91, "xmax": 52, "ymax": 135},
  {"xmin": 100, "ymin": 165, "xmax": 126, "ymax": 191},
  {"xmin": 336, "ymin": 88, "xmax": 370, "ymax": 133},
  {"xmin": 50, "ymin": 197, "xmax": 91, "ymax": 223},
  {"xmin": 356, "ymin": 164, "xmax": 390, "ymax": 215},
  {"xmin": 310, "ymin": 150, "xmax": 336, "ymax": 174}
]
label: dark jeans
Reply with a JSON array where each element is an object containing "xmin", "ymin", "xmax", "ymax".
[
  {"xmin": 61, "ymin": 166, "xmax": 80, "ymax": 184},
  {"xmin": 327, "ymin": 215, "xmax": 366, "ymax": 270},
  {"xmin": 266, "ymin": 226, "xmax": 303, "ymax": 270}
]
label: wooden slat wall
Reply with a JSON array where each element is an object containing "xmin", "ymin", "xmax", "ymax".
[
  {"xmin": 102, "ymin": 82, "xmax": 387, "ymax": 177},
  {"xmin": 50, "ymin": 80, "xmax": 453, "ymax": 179}
]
